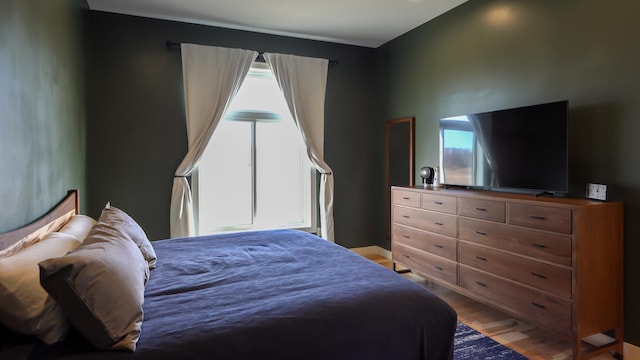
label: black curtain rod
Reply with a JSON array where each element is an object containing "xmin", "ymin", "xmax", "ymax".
[{"xmin": 166, "ymin": 41, "xmax": 338, "ymax": 66}]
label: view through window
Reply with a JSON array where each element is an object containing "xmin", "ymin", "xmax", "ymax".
[{"xmin": 195, "ymin": 63, "xmax": 316, "ymax": 235}]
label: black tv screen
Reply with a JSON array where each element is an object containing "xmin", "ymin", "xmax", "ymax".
[{"xmin": 439, "ymin": 100, "xmax": 568, "ymax": 194}]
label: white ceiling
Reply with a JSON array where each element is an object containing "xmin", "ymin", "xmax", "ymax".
[{"xmin": 87, "ymin": 0, "xmax": 468, "ymax": 48}]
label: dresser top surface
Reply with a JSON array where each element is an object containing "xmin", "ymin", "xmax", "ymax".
[{"xmin": 392, "ymin": 186, "xmax": 622, "ymax": 208}]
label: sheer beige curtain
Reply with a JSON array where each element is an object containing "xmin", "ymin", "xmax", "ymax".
[
  {"xmin": 170, "ymin": 44, "xmax": 257, "ymax": 238},
  {"xmin": 263, "ymin": 53, "xmax": 334, "ymax": 242}
]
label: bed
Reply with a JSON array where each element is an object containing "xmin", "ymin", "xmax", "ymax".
[{"xmin": 0, "ymin": 190, "xmax": 457, "ymax": 359}]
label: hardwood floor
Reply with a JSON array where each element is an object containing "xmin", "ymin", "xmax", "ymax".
[{"xmin": 363, "ymin": 254, "xmax": 618, "ymax": 360}]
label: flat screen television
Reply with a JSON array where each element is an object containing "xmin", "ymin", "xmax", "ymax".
[{"xmin": 438, "ymin": 100, "xmax": 568, "ymax": 195}]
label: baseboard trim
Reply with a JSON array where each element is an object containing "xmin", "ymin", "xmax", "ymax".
[
  {"xmin": 349, "ymin": 245, "xmax": 391, "ymax": 259},
  {"xmin": 625, "ymin": 342, "xmax": 640, "ymax": 359}
]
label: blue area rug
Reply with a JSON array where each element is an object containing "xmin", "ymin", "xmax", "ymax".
[{"xmin": 454, "ymin": 322, "xmax": 528, "ymax": 359}]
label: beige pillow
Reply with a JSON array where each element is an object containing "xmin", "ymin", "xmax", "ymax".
[
  {"xmin": 58, "ymin": 215, "xmax": 96, "ymax": 241},
  {"xmin": 0, "ymin": 215, "xmax": 94, "ymax": 260},
  {"xmin": 0, "ymin": 232, "xmax": 83, "ymax": 344},
  {"xmin": 99, "ymin": 203, "xmax": 157, "ymax": 270},
  {"xmin": 39, "ymin": 221, "xmax": 149, "ymax": 351}
]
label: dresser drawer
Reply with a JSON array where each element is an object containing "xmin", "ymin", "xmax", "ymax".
[
  {"xmin": 459, "ymin": 265, "xmax": 571, "ymax": 334},
  {"xmin": 459, "ymin": 198, "xmax": 506, "ymax": 222},
  {"xmin": 392, "ymin": 189, "xmax": 421, "ymax": 208},
  {"xmin": 393, "ymin": 243, "xmax": 457, "ymax": 284},
  {"xmin": 393, "ymin": 206, "xmax": 457, "ymax": 237},
  {"xmin": 421, "ymin": 193, "xmax": 457, "ymax": 214},
  {"xmin": 459, "ymin": 242, "xmax": 571, "ymax": 298},
  {"xmin": 508, "ymin": 203, "xmax": 572, "ymax": 234},
  {"xmin": 392, "ymin": 224, "xmax": 457, "ymax": 261},
  {"xmin": 459, "ymin": 218, "xmax": 572, "ymax": 266}
]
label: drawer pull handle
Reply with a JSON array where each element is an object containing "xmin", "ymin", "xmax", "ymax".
[
  {"xmin": 402, "ymin": 254, "xmax": 410, "ymax": 259},
  {"xmin": 531, "ymin": 302, "xmax": 546, "ymax": 310},
  {"xmin": 403, "ymin": 215, "xmax": 411, "ymax": 219},
  {"xmin": 435, "ymin": 266, "xmax": 443, "ymax": 271},
  {"xmin": 435, "ymin": 201, "xmax": 444, "ymax": 205},
  {"xmin": 402, "ymin": 196, "xmax": 411, "ymax": 200},
  {"xmin": 475, "ymin": 230, "xmax": 487, "ymax": 236},
  {"xmin": 531, "ymin": 272, "xmax": 547, "ymax": 279},
  {"xmin": 434, "ymin": 244, "xmax": 444, "ymax": 249},
  {"xmin": 403, "ymin": 235, "xmax": 411, "ymax": 239},
  {"xmin": 532, "ymin": 243, "xmax": 548, "ymax": 249},
  {"xmin": 475, "ymin": 207, "xmax": 487, "ymax": 212},
  {"xmin": 475, "ymin": 256, "xmax": 487, "ymax": 261},
  {"xmin": 476, "ymin": 281, "xmax": 488, "ymax": 287},
  {"xmin": 530, "ymin": 215, "xmax": 546, "ymax": 220},
  {"xmin": 435, "ymin": 222, "xmax": 444, "ymax": 226}
]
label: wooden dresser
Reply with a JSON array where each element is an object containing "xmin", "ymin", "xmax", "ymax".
[{"xmin": 391, "ymin": 186, "xmax": 624, "ymax": 360}]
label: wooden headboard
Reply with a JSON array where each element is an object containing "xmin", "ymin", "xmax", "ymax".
[{"xmin": 0, "ymin": 190, "xmax": 79, "ymax": 253}]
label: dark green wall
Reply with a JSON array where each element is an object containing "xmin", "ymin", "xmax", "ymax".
[
  {"xmin": 0, "ymin": 0, "xmax": 86, "ymax": 232},
  {"xmin": 377, "ymin": 0, "xmax": 640, "ymax": 346},
  {"xmin": 85, "ymin": 12, "xmax": 379, "ymax": 248}
]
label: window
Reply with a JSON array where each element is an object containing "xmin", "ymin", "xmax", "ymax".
[{"xmin": 194, "ymin": 63, "xmax": 316, "ymax": 235}]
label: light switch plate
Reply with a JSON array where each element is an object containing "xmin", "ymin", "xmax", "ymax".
[{"xmin": 586, "ymin": 183, "xmax": 607, "ymax": 201}]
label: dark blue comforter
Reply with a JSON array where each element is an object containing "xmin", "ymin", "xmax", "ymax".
[{"xmin": 1, "ymin": 230, "xmax": 456, "ymax": 359}]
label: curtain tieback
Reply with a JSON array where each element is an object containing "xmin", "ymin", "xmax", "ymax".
[{"xmin": 174, "ymin": 175, "xmax": 187, "ymax": 178}]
